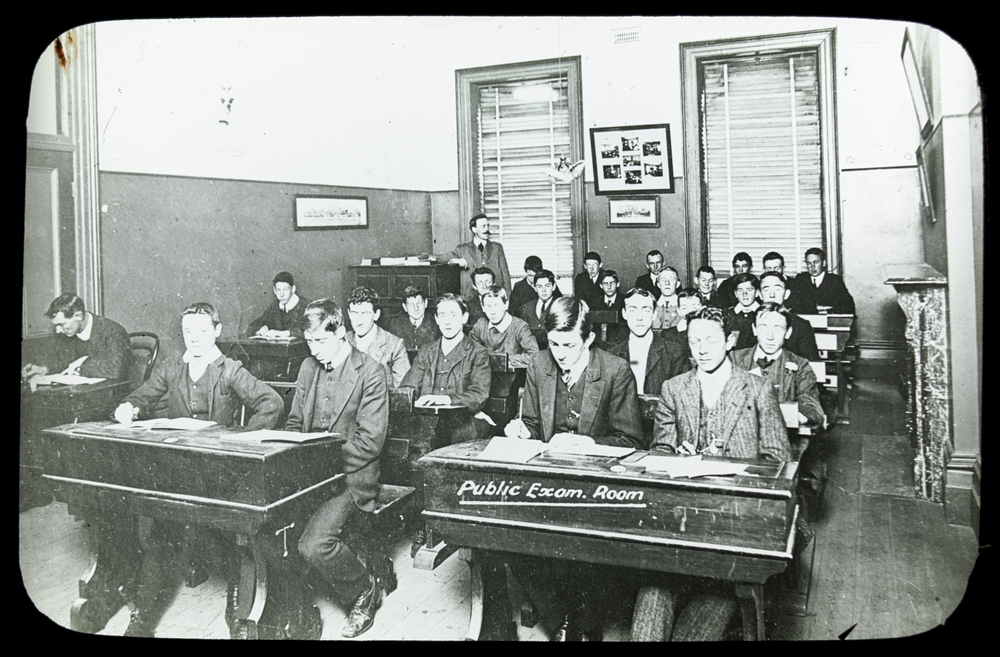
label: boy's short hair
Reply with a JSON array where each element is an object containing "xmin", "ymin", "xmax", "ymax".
[
  {"xmin": 482, "ymin": 285, "xmax": 509, "ymax": 303},
  {"xmin": 273, "ymin": 271, "xmax": 295, "ymax": 286},
  {"xmin": 436, "ymin": 293, "xmax": 469, "ymax": 316},
  {"xmin": 805, "ymin": 247, "xmax": 825, "ymax": 260},
  {"xmin": 623, "ymin": 287, "xmax": 655, "ymax": 304},
  {"xmin": 403, "ymin": 286, "xmax": 426, "ymax": 302},
  {"xmin": 732, "ymin": 272, "xmax": 760, "ymax": 290},
  {"xmin": 732, "ymin": 252, "xmax": 753, "ymax": 267},
  {"xmin": 689, "ymin": 306, "xmax": 731, "ymax": 338},
  {"xmin": 646, "ymin": 249, "xmax": 664, "ymax": 260},
  {"xmin": 182, "ymin": 302, "xmax": 221, "ymax": 326},
  {"xmin": 534, "ymin": 269, "xmax": 556, "ymax": 286},
  {"xmin": 696, "ymin": 265, "xmax": 716, "ymax": 278},
  {"xmin": 543, "ymin": 296, "xmax": 592, "ymax": 339},
  {"xmin": 598, "ymin": 270, "xmax": 619, "ymax": 285},
  {"xmin": 524, "ymin": 255, "xmax": 543, "ymax": 271},
  {"xmin": 676, "ymin": 287, "xmax": 701, "ymax": 301},
  {"xmin": 348, "ymin": 286, "xmax": 380, "ymax": 312},
  {"xmin": 45, "ymin": 293, "xmax": 85, "ymax": 318},
  {"xmin": 471, "ymin": 266, "xmax": 496, "ymax": 283},
  {"xmin": 754, "ymin": 302, "xmax": 791, "ymax": 326},
  {"xmin": 660, "ymin": 265, "xmax": 679, "ymax": 278},
  {"xmin": 762, "ymin": 251, "xmax": 785, "ymax": 267},
  {"xmin": 583, "ymin": 251, "xmax": 602, "ymax": 265},
  {"xmin": 303, "ymin": 299, "xmax": 344, "ymax": 333},
  {"xmin": 759, "ymin": 271, "xmax": 788, "ymax": 288}
]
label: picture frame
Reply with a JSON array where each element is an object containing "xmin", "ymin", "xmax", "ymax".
[
  {"xmin": 590, "ymin": 123, "xmax": 674, "ymax": 195},
  {"xmin": 901, "ymin": 28, "xmax": 933, "ymax": 139},
  {"xmin": 916, "ymin": 144, "xmax": 936, "ymax": 223},
  {"xmin": 608, "ymin": 197, "xmax": 659, "ymax": 228},
  {"xmin": 294, "ymin": 195, "xmax": 368, "ymax": 230}
]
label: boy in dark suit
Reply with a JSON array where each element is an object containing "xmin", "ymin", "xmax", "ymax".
[
  {"xmin": 288, "ymin": 298, "xmax": 390, "ymax": 638},
  {"xmin": 465, "ymin": 267, "xmax": 495, "ymax": 328},
  {"xmin": 572, "ymin": 251, "xmax": 604, "ymax": 306},
  {"xmin": 762, "ymin": 251, "xmax": 817, "ymax": 315},
  {"xmin": 633, "ymin": 250, "xmax": 664, "ymax": 301},
  {"xmin": 695, "ymin": 266, "xmax": 724, "ymax": 308},
  {"xmin": 593, "ymin": 269, "xmax": 628, "ymax": 343},
  {"xmin": 722, "ymin": 272, "xmax": 760, "ymax": 346},
  {"xmin": 247, "ymin": 271, "xmax": 311, "ymax": 338},
  {"xmin": 734, "ymin": 271, "xmax": 820, "ymax": 360},
  {"xmin": 715, "ymin": 252, "xmax": 752, "ymax": 309},
  {"xmin": 518, "ymin": 269, "xmax": 559, "ymax": 349},
  {"xmin": 608, "ymin": 288, "xmax": 690, "ymax": 397},
  {"xmin": 510, "ymin": 255, "xmax": 563, "ymax": 311},
  {"xmin": 794, "ymin": 247, "xmax": 856, "ymax": 314},
  {"xmin": 387, "ymin": 285, "xmax": 441, "ymax": 351}
]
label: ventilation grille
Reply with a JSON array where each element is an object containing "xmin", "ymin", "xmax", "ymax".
[{"xmin": 613, "ymin": 27, "xmax": 640, "ymax": 44}]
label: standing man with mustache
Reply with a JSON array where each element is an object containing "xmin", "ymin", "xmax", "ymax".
[{"xmin": 432, "ymin": 212, "xmax": 512, "ymax": 302}]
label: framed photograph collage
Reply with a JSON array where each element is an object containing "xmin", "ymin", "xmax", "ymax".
[{"xmin": 590, "ymin": 123, "xmax": 674, "ymax": 196}]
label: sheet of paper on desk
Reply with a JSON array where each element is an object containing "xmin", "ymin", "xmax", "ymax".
[
  {"xmin": 635, "ymin": 454, "xmax": 750, "ymax": 478},
  {"xmin": 30, "ymin": 374, "xmax": 107, "ymax": 387},
  {"xmin": 221, "ymin": 430, "xmax": 338, "ymax": 444},
  {"xmin": 64, "ymin": 356, "xmax": 89, "ymax": 372},
  {"xmin": 128, "ymin": 418, "xmax": 218, "ymax": 430},
  {"xmin": 477, "ymin": 437, "xmax": 547, "ymax": 463},
  {"xmin": 779, "ymin": 402, "xmax": 799, "ymax": 428},
  {"xmin": 546, "ymin": 443, "xmax": 636, "ymax": 458},
  {"xmin": 249, "ymin": 335, "xmax": 295, "ymax": 342}
]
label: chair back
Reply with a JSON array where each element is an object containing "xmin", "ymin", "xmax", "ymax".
[{"xmin": 128, "ymin": 332, "xmax": 160, "ymax": 388}]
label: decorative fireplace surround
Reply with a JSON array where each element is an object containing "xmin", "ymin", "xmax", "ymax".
[{"xmin": 884, "ymin": 263, "xmax": 950, "ymax": 502}]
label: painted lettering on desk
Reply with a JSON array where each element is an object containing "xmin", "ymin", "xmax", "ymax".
[{"xmin": 456, "ymin": 479, "xmax": 645, "ymax": 504}]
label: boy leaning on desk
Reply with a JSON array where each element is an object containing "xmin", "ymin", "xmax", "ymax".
[{"xmin": 110, "ymin": 302, "xmax": 282, "ymax": 638}]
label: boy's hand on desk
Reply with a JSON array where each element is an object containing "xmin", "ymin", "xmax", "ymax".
[
  {"xmin": 448, "ymin": 257, "xmax": 468, "ymax": 268},
  {"xmin": 549, "ymin": 433, "xmax": 596, "ymax": 448},
  {"xmin": 504, "ymin": 419, "xmax": 530, "ymax": 439},
  {"xmin": 22, "ymin": 364, "xmax": 48, "ymax": 380},
  {"xmin": 415, "ymin": 394, "xmax": 452, "ymax": 407},
  {"xmin": 114, "ymin": 402, "xmax": 138, "ymax": 425}
]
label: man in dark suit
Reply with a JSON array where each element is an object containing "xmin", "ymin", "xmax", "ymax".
[
  {"xmin": 510, "ymin": 255, "xmax": 564, "ymax": 311},
  {"xmin": 633, "ymin": 250, "xmax": 665, "ymax": 301},
  {"xmin": 608, "ymin": 288, "xmax": 690, "ymax": 397},
  {"xmin": 21, "ymin": 293, "xmax": 131, "ymax": 382},
  {"xmin": 715, "ymin": 251, "xmax": 752, "ymax": 309},
  {"xmin": 637, "ymin": 306, "xmax": 788, "ymax": 642},
  {"xmin": 504, "ymin": 296, "xmax": 643, "ymax": 641},
  {"xmin": 465, "ymin": 267, "xmax": 495, "ymax": 328},
  {"xmin": 572, "ymin": 251, "xmax": 604, "ymax": 307},
  {"xmin": 287, "ymin": 298, "xmax": 390, "ymax": 638},
  {"xmin": 659, "ymin": 288, "xmax": 704, "ymax": 361},
  {"xmin": 695, "ymin": 265, "xmax": 725, "ymax": 308},
  {"xmin": 734, "ymin": 271, "xmax": 819, "ymax": 360},
  {"xmin": 794, "ymin": 247, "xmax": 856, "ymax": 314},
  {"xmin": 432, "ymin": 212, "xmax": 512, "ymax": 300},
  {"xmin": 762, "ymin": 251, "xmax": 817, "ymax": 315}
]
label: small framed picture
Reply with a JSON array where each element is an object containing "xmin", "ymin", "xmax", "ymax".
[
  {"xmin": 294, "ymin": 195, "xmax": 368, "ymax": 230},
  {"xmin": 608, "ymin": 197, "xmax": 659, "ymax": 228}
]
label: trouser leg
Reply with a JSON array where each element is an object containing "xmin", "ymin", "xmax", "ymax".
[{"xmin": 297, "ymin": 487, "xmax": 370, "ymax": 606}]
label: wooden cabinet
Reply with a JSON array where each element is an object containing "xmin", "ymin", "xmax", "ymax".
[{"xmin": 347, "ymin": 264, "xmax": 461, "ymax": 319}]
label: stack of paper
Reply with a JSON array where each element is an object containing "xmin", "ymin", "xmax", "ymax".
[
  {"xmin": 477, "ymin": 437, "xmax": 547, "ymax": 463},
  {"xmin": 30, "ymin": 374, "xmax": 106, "ymax": 387},
  {"xmin": 125, "ymin": 418, "xmax": 217, "ymax": 430},
  {"xmin": 634, "ymin": 454, "xmax": 750, "ymax": 479},
  {"xmin": 546, "ymin": 444, "xmax": 635, "ymax": 458}
]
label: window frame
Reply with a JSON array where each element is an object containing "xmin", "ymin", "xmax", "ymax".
[
  {"xmin": 455, "ymin": 57, "xmax": 586, "ymax": 280},
  {"xmin": 680, "ymin": 29, "xmax": 840, "ymax": 276}
]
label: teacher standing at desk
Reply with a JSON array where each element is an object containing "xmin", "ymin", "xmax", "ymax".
[{"xmin": 431, "ymin": 212, "xmax": 512, "ymax": 301}]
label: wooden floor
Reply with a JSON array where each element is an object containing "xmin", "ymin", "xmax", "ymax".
[{"xmin": 19, "ymin": 359, "xmax": 981, "ymax": 641}]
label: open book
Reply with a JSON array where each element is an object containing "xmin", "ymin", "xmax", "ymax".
[{"xmin": 220, "ymin": 429, "xmax": 339, "ymax": 444}]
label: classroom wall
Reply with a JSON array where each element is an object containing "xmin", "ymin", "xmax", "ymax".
[
  {"xmin": 91, "ymin": 17, "xmax": 962, "ymax": 349},
  {"xmin": 99, "ymin": 172, "xmax": 433, "ymax": 358}
]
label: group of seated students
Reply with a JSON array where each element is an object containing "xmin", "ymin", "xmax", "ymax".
[{"xmin": 20, "ymin": 229, "xmax": 853, "ymax": 641}]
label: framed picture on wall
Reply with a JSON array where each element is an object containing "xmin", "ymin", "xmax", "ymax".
[
  {"xmin": 590, "ymin": 123, "xmax": 674, "ymax": 195},
  {"xmin": 608, "ymin": 197, "xmax": 659, "ymax": 228},
  {"xmin": 294, "ymin": 195, "xmax": 368, "ymax": 230}
]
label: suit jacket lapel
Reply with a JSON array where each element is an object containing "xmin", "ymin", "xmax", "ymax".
[
  {"xmin": 539, "ymin": 355, "xmax": 557, "ymax": 441},
  {"xmin": 299, "ymin": 361, "xmax": 321, "ymax": 432},
  {"xmin": 327, "ymin": 349, "xmax": 362, "ymax": 431},
  {"xmin": 579, "ymin": 353, "xmax": 606, "ymax": 437},
  {"xmin": 718, "ymin": 370, "xmax": 751, "ymax": 450},
  {"xmin": 204, "ymin": 359, "xmax": 223, "ymax": 419},
  {"xmin": 369, "ymin": 327, "xmax": 387, "ymax": 363},
  {"xmin": 646, "ymin": 340, "xmax": 664, "ymax": 391},
  {"xmin": 175, "ymin": 361, "xmax": 192, "ymax": 416},
  {"xmin": 678, "ymin": 370, "xmax": 701, "ymax": 438}
]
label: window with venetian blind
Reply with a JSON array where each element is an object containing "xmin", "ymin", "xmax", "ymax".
[
  {"xmin": 457, "ymin": 58, "xmax": 585, "ymax": 287},
  {"xmin": 681, "ymin": 31, "xmax": 839, "ymax": 278}
]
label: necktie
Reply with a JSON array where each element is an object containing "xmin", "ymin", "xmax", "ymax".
[
  {"xmin": 756, "ymin": 357, "xmax": 774, "ymax": 371},
  {"xmin": 478, "ymin": 243, "xmax": 485, "ymax": 256},
  {"xmin": 561, "ymin": 369, "xmax": 573, "ymax": 386},
  {"xmin": 812, "ymin": 277, "xmax": 819, "ymax": 287},
  {"xmin": 606, "ymin": 296, "xmax": 614, "ymax": 306}
]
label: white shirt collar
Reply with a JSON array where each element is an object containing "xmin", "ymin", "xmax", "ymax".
[
  {"xmin": 812, "ymin": 272, "xmax": 826, "ymax": 287},
  {"xmin": 753, "ymin": 345, "xmax": 782, "ymax": 363},
  {"xmin": 561, "ymin": 348, "xmax": 592, "ymax": 389},
  {"xmin": 76, "ymin": 312, "xmax": 95, "ymax": 341},
  {"xmin": 280, "ymin": 294, "xmax": 300, "ymax": 312},
  {"xmin": 735, "ymin": 301, "xmax": 760, "ymax": 314},
  {"xmin": 490, "ymin": 313, "xmax": 513, "ymax": 333},
  {"xmin": 697, "ymin": 356, "xmax": 733, "ymax": 391},
  {"xmin": 473, "ymin": 237, "xmax": 488, "ymax": 249},
  {"xmin": 183, "ymin": 344, "xmax": 223, "ymax": 364},
  {"xmin": 354, "ymin": 325, "xmax": 378, "ymax": 352},
  {"xmin": 658, "ymin": 294, "xmax": 678, "ymax": 307},
  {"xmin": 441, "ymin": 332, "xmax": 464, "ymax": 355},
  {"xmin": 629, "ymin": 330, "xmax": 654, "ymax": 350}
]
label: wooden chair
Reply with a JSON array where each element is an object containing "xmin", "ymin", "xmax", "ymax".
[
  {"xmin": 484, "ymin": 353, "xmax": 526, "ymax": 433},
  {"xmin": 345, "ymin": 484, "xmax": 420, "ymax": 596},
  {"xmin": 127, "ymin": 332, "xmax": 159, "ymax": 390}
]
